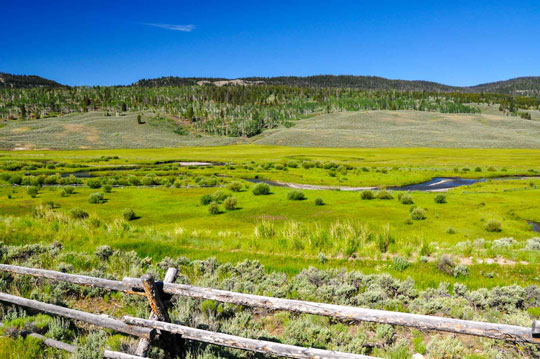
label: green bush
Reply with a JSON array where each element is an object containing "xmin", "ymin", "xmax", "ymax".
[
  {"xmin": 223, "ymin": 196, "xmax": 237, "ymax": 210},
  {"xmin": 437, "ymin": 254, "xmax": 455, "ymax": 275},
  {"xmin": 392, "ymin": 256, "xmax": 410, "ymax": 272},
  {"xmin": 63, "ymin": 186, "xmax": 75, "ymax": 195},
  {"xmin": 400, "ymin": 193, "xmax": 414, "ymax": 204},
  {"xmin": 485, "ymin": 220, "xmax": 502, "ymax": 232},
  {"xmin": 70, "ymin": 208, "xmax": 89, "ymax": 220},
  {"xmin": 200, "ymin": 194, "xmax": 212, "ymax": 205},
  {"xmin": 360, "ymin": 190, "xmax": 374, "ymax": 200},
  {"xmin": 88, "ymin": 192, "xmax": 105, "ymax": 204},
  {"xmin": 227, "ymin": 181, "xmax": 243, "ymax": 192},
  {"xmin": 287, "ymin": 190, "xmax": 306, "ymax": 201},
  {"xmin": 86, "ymin": 178, "xmax": 102, "ymax": 189},
  {"xmin": 103, "ymin": 184, "xmax": 112, "ymax": 193},
  {"xmin": 252, "ymin": 183, "xmax": 270, "ymax": 195},
  {"xmin": 410, "ymin": 207, "xmax": 426, "ymax": 220},
  {"xmin": 434, "ymin": 194, "xmax": 447, "ymax": 204},
  {"xmin": 27, "ymin": 186, "xmax": 39, "ymax": 198},
  {"xmin": 376, "ymin": 190, "xmax": 393, "ymax": 200},
  {"xmin": 208, "ymin": 202, "xmax": 220, "ymax": 215},
  {"xmin": 314, "ymin": 197, "xmax": 324, "ymax": 206},
  {"xmin": 211, "ymin": 190, "xmax": 227, "ymax": 203},
  {"xmin": 95, "ymin": 245, "xmax": 113, "ymax": 260},
  {"xmin": 122, "ymin": 208, "xmax": 137, "ymax": 221}
]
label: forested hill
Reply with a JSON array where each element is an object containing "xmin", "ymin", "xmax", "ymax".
[
  {"xmin": 0, "ymin": 73, "xmax": 65, "ymax": 88},
  {"xmin": 134, "ymin": 75, "xmax": 540, "ymax": 96},
  {"xmin": 134, "ymin": 75, "xmax": 461, "ymax": 92},
  {"xmin": 468, "ymin": 77, "xmax": 540, "ymax": 96}
]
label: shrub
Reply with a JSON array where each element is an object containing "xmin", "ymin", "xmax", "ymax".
[
  {"xmin": 526, "ymin": 237, "xmax": 540, "ymax": 251},
  {"xmin": 200, "ymin": 194, "xmax": 212, "ymax": 205},
  {"xmin": 492, "ymin": 237, "xmax": 514, "ymax": 249},
  {"xmin": 376, "ymin": 190, "xmax": 393, "ymax": 200},
  {"xmin": 400, "ymin": 193, "xmax": 414, "ymax": 204},
  {"xmin": 63, "ymin": 186, "xmax": 75, "ymax": 195},
  {"xmin": 27, "ymin": 186, "xmax": 39, "ymax": 198},
  {"xmin": 223, "ymin": 196, "xmax": 237, "ymax": 210},
  {"xmin": 87, "ymin": 178, "xmax": 102, "ymax": 189},
  {"xmin": 88, "ymin": 192, "xmax": 105, "ymax": 204},
  {"xmin": 314, "ymin": 197, "xmax": 324, "ymax": 206},
  {"xmin": 485, "ymin": 220, "xmax": 502, "ymax": 232},
  {"xmin": 211, "ymin": 190, "xmax": 227, "ymax": 203},
  {"xmin": 127, "ymin": 175, "xmax": 140, "ymax": 186},
  {"xmin": 437, "ymin": 255, "xmax": 455, "ymax": 275},
  {"xmin": 392, "ymin": 256, "xmax": 410, "ymax": 272},
  {"xmin": 103, "ymin": 184, "xmax": 112, "ymax": 193},
  {"xmin": 475, "ymin": 166, "xmax": 482, "ymax": 172},
  {"xmin": 73, "ymin": 330, "xmax": 107, "ymax": 359},
  {"xmin": 360, "ymin": 190, "xmax": 374, "ymax": 200},
  {"xmin": 434, "ymin": 194, "xmax": 447, "ymax": 204},
  {"xmin": 227, "ymin": 181, "xmax": 243, "ymax": 192},
  {"xmin": 70, "ymin": 208, "xmax": 89, "ymax": 220},
  {"xmin": 252, "ymin": 183, "xmax": 270, "ymax": 195},
  {"xmin": 447, "ymin": 227, "xmax": 456, "ymax": 234},
  {"xmin": 208, "ymin": 202, "xmax": 220, "ymax": 215},
  {"xmin": 453, "ymin": 264, "xmax": 469, "ymax": 278},
  {"xmin": 95, "ymin": 245, "xmax": 113, "ymax": 260},
  {"xmin": 410, "ymin": 207, "xmax": 426, "ymax": 220},
  {"xmin": 287, "ymin": 190, "xmax": 306, "ymax": 201},
  {"xmin": 122, "ymin": 208, "xmax": 137, "ymax": 221}
]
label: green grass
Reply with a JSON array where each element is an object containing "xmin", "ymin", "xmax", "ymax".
[{"xmin": 1, "ymin": 146, "xmax": 539, "ymax": 289}]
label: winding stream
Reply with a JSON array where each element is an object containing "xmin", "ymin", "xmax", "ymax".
[{"xmin": 245, "ymin": 176, "xmax": 537, "ymax": 192}]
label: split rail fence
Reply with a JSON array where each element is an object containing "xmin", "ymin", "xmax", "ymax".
[{"xmin": 0, "ymin": 263, "xmax": 538, "ymax": 359}]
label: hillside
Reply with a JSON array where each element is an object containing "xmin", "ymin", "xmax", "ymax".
[
  {"xmin": 468, "ymin": 76, "xmax": 540, "ymax": 96},
  {"xmin": 0, "ymin": 72, "xmax": 65, "ymax": 88},
  {"xmin": 2, "ymin": 108, "xmax": 539, "ymax": 150},
  {"xmin": 133, "ymin": 74, "xmax": 540, "ymax": 95}
]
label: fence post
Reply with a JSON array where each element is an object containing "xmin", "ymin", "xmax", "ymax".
[
  {"xmin": 533, "ymin": 321, "xmax": 540, "ymax": 338},
  {"xmin": 136, "ymin": 269, "xmax": 183, "ymax": 358}
]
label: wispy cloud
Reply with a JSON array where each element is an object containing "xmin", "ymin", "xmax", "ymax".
[{"xmin": 143, "ymin": 23, "xmax": 195, "ymax": 32}]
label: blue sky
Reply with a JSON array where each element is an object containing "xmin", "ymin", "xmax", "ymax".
[{"xmin": 1, "ymin": 0, "xmax": 539, "ymax": 86}]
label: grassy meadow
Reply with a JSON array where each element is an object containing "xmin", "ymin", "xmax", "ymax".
[{"xmin": 1, "ymin": 145, "xmax": 539, "ymax": 290}]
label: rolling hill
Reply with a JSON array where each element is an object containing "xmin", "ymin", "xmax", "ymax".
[{"xmin": 0, "ymin": 73, "xmax": 65, "ymax": 88}]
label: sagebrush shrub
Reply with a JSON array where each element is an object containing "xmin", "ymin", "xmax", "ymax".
[
  {"xmin": 88, "ymin": 192, "xmax": 105, "ymax": 204},
  {"xmin": 287, "ymin": 190, "xmax": 306, "ymax": 201},
  {"xmin": 103, "ymin": 184, "xmax": 112, "ymax": 193},
  {"xmin": 360, "ymin": 190, "xmax": 374, "ymax": 200},
  {"xmin": 400, "ymin": 193, "xmax": 414, "ymax": 204},
  {"xmin": 485, "ymin": 220, "xmax": 502, "ymax": 232},
  {"xmin": 200, "ymin": 194, "xmax": 212, "ymax": 205},
  {"xmin": 526, "ymin": 237, "xmax": 540, "ymax": 251},
  {"xmin": 314, "ymin": 197, "xmax": 324, "ymax": 206},
  {"xmin": 208, "ymin": 202, "xmax": 220, "ymax": 215},
  {"xmin": 434, "ymin": 194, "xmax": 447, "ymax": 204},
  {"xmin": 70, "ymin": 208, "xmax": 88, "ymax": 220},
  {"xmin": 410, "ymin": 207, "xmax": 426, "ymax": 220},
  {"xmin": 27, "ymin": 186, "xmax": 39, "ymax": 198},
  {"xmin": 252, "ymin": 183, "xmax": 270, "ymax": 195},
  {"xmin": 376, "ymin": 190, "xmax": 393, "ymax": 200},
  {"xmin": 63, "ymin": 186, "xmax": 75, "ymax": 195},
  {"xmin": 227, "ymin": 181, "xmax": 243, "ymax": 192},
  {"xmin": 122, "ymin": 208, "xmax": 137, "ymax": 221},
  {"xmin": 95, "ymin": 245, "xmax": 113, "ymax": 260},
  {"xmin": 392, "ymin": 256, "xmax": 410, "ymax": 272},
  {"xmin": 223, "ymin": 196, "xmax": 237, "ymax": 210},
  {"xmin": 211, "ymin": 190, "xmax": 227, "ymax": 203},
  {"xmin": 86, "ymin": 178, "xmax": 102, "ymax": 189},
  {"xmin": 437, "ymin": 255, "xmax": 455, "ymax": 275}
]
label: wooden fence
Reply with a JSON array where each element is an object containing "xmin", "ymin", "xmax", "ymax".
[{"xmin": 0, "ymin": 263, "xmax": 538, "ymax": 359}]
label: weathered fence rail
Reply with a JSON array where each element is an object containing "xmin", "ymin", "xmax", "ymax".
[
  {"xmin": 0, "ymin": 263, "xmax": 538, "ymax": 359},
  {"xmin": 0, "ymin": 323, "xmax": 145, "ymax": 359}
]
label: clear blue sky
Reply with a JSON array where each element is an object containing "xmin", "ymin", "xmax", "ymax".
[{"xmin": 1, "ymin": 0, "xmax": 539, "ymax": 86}]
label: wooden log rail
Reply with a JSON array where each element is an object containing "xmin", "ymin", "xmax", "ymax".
[
  {"xmin": 1, "ymin": 263, "xmax": 539, "ymax": 344},
  {"xmin": 0, "ymin": 323, "xmax": 146, "ymax": 359},
  {"xmin": 0, "ymin": 292, "xmax": 154, "ymax": 339},
  {"xmin": 122, "ymin": 277, "xmax": 540, "ymax": 344},
  {"xmin": 123, "ymin": 316, "xmax": 380, "ymax": 359}
]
